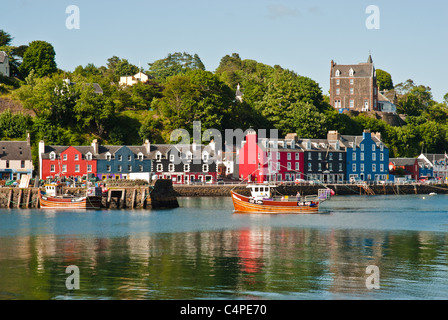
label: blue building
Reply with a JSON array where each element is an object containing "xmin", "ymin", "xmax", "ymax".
[
  {"xmin": 95, "ymin": 140, "xmax": 152, "ymax": 181},
  {"xmin": 341, "ymin": 130, "xmax": 389, "ymax": 182}
]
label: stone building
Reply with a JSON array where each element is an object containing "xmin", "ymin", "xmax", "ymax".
[{"xmin": 330, "ymin": 55, "xmax": 378, "ymax": 112}]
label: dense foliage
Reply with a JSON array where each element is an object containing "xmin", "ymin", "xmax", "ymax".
[{"xmin": 1, "ymin": 28, "xmax": 448, "ymax": 160}]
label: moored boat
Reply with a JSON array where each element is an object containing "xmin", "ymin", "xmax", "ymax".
[
  {"xmin": 231, "ymin": 184, "xmax": 333, "ymax": 214},
  {"xmin": 39, "ymin": 183, "xmax": 103, "ymax": 209}
]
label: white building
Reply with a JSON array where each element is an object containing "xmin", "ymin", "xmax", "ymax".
[
  {"xmin": 0, "ymin": 51, "xmax": 10, "ymax": 77},
  {"xmin": 119, "ymin": 72, "xmax": 149, "ymax": 86}
]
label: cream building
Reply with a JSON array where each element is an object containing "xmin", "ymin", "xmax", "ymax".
[{"xmin": 119, "ymin": 72, "xmax": 149, "ymax": 86}]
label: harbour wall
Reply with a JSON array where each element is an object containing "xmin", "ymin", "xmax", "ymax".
[{"xmin": 173, "ymin": 183, "xmax": 448, "ymax": 197}]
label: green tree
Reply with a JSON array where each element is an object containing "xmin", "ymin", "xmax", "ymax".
[
  {"xmin": 291, "ymin": 102, "xmax": 329, "ymax": 138},
  {"xmin": 148, "ymin": 52, "xmax": 205, "ymax": 81},
  {"xmin": 0, "ymin": 30, "xmax": 13, "ymax": 46},
  {"xmin": 19, "ymin": 40, "xmax": 57, "ymax": 78},
  {"xmin": 376, "ymin": 69, "xmax": 393, "ymax": 91}
]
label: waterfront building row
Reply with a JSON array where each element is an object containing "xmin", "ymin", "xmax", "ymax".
[{"xmin": 1, "ymin": 132, "xmax": 447, "ymax": 185}]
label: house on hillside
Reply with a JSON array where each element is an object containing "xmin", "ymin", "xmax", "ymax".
[
  {"xmin": 0, "ymin": 135, "xmax": 33, "ymax": 181},
  {"xmin": 418, "ymin": 153, "xmax": 448, "ymax": 182},
  {"xmin": 119, "ymin": 72, "xmax": 149, "ymax": 86},
  {"xmin": 330, "ymin": 55, "xmax": 378, "ymax": 112},
  {"xmin": 0, "ymin": 51, "xmax": 10, "ymax": 77}
]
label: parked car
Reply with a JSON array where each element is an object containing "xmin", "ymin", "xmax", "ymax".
[{"xmin": 217, "ymin": 178, "xmax": 224, "ymax": 184}]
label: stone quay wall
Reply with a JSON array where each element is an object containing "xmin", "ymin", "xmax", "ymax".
[{"xmin": 173, "ymin": 183, "xmax": 448, "ymax": 197}]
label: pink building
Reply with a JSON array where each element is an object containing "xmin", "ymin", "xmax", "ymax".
[{"xmin": 239, "ymin": 130, "xmax": 304, "ymax": 183}]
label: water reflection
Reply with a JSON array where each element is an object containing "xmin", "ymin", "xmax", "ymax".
[{"xmin": 1, "ymin": 226, "xmax": 447, "ymax": 299}]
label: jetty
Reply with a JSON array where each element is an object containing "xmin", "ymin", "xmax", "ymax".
[{"xmin": 0, "ymin": 179, "xmax": 179, "ymax": 209}]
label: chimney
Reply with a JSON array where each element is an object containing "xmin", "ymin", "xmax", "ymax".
[
  {"xmin": 327, "ymin": 130, "xmax": 340, "ymax": 141},
  {"xmin": 144, "ymin": 139, "xmax": 151, "ymax": 154},
  {"xmin": 91, "ymin": 139, "xmax": 99, "ymax": 155},
  {"xmin": 26, "ymin": 132, "xmax": 31, "ymax": 145}
]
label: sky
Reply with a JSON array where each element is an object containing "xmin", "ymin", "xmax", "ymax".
[{"xmin": 1, "ymin": 0, "xmax": 447, "ymax": 102}]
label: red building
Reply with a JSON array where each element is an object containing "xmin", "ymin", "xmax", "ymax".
[
  {"xmin": 39, "ymin": 142, "xmax": 97, "ymax": 180},
  {"xmin": 388, "ymin": 158, "xmax": 419, "ymax": 181},
  {"xmin": 239, "ymin": 130, "xmax": 304, "ymax": 183}
]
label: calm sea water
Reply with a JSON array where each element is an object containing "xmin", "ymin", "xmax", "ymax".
[{"xmin": 0, "ymin": 194, "xmax": 447, "ymax": 300}]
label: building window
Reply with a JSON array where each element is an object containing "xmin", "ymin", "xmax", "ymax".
[
  {"xmin": 380, "ymin": 164, "xmax": 384, "ymax": 172},
  {"xmin": 318, "ymin": 153, "xmax": 322, "ymax": 160},
  {"xmin": 361, "ymin": 144, "xmax": 364, "ymax": 151},
  {"xmin": 318, "ymin": 163, "xmax": 322, "ymax": 171},
  {"xmin": 372, "ymin": 164, "xmax": 376, "ymax": 172},
  {"xmin": 107, "ymin": 165, "xmax": 111, "ymax": 172},
  {"xmin": 329, "ymin": 153, "xmax": 333, "ymax": 160},
  {"xmin": 295, "ymin": 162, "xmax": 300, "ymax": 171},
  {"xmin": 380, "ymin": 153, "xmax": 384, "ymax": 161},
  {"xmin": 127, "ymin": 155, "xmax": 131, "ymax": 161},
  {"xmin": 308, "ymin": 153, "xmax": 312, "ymax": 160},
  {"xmin": 184, "ymin": 164, "xmax": 190, "ymax": 172},
  {"xmin": 380, "ymin": 144, "xmax": 384, "ymax": 152},
  {"xmin": 63, "ymin": 154, "xmax": 67, "ymax": 161},
  {"xmin": 287, "ymin": 153, "xmax": 291, "ymax": 160},
  {"xmin": 75, "ymin": 165, "xmax": 80, "ymax": 172},
  {"xmin": 349, "ymin": 99, "xmax": 354, "ymax": 108},
  {"xmin": 138, "ymin": 165, "xmax": 142, "ymax": 172},
  {"xmin": 352, "ymin": 164, "xmax": 356, "ymax": 172},
  {"xmin": 335, "ymin": 70, "xmax": 340, "ymax": 76},
  {"xmin": 202, "ymin": 164, "xmax": 209, "ymax": 172},
  {"xmin": 287, "ymin": 162, "xmax": 291, "ymax": 170},
  {"xmin": 335, "ymin": 100, "xmax": 341, "ymax": 108},
  {"xmin": 117, "ymin": 165, "xmax": 122, "ymax": 172},
  {"xmin": 372, "ymin": 144, "xmax": 376, "ymax": 152},
  {"xmin": 372, "ymin": 153, "xmax": 376, "ymax": 161},
  {"xmin": 50, "ymin": 165, "xmax": 55, "ymax": 172},
  {"xmin": 157, "ymin": 164, "xmax": 163, "ymax": 172},
  {"xmin": 62, "ymin": 165, "xmax": 67, "ymax": 172},
  {"xmin": 86, "ymin": 153, "xmax": 92, "ymax": 161},
  {"xmin": 352, "ymin": 153, "xmax": 356, "ymax": 161},
  {"xmin": 168, "ymin": 164, "xmax": 174, "ymax": 172},
  {"xmin": 339, "ymin": 153, "xmax": 343, "ymax": 160},
  {"xmin": 75, "ymin": 154, "xmax": 79, "ymax": 161},
  {"xmin": 336, "ymin": 88, "xmax": 340, "ymax": 95},
  {"xmin": 169, "ymin": 154, "xmax": 175, "ymax": 162},
  {"xmin": 336, "ymin": 79, "xmax": 340, "ymax": 85},
  {"xmin": 128, "ymin": 165, "xmax": 132, "ymax": 172},
  {"xmin": 50, "ymin": 152, "xmax": 56, "ymax": 160},
  {"xmin": 360, "ymin": 164, "xmax": 364, "ymax": 172},
  {"xmin": 350, "ymin": 79, "xmax": 354, "ymax": 85},
  {"xmin": 339, "ymin": 163, "xmax": 342, "ymax": 171},
  {"xmin": 138, "ymin": 154, "xmax": 143, "ymax": 161},
  {"xmin": 21, "ymin": 160, "xmax": 25, "ymax": 168},
  {"xmin": 87, "ymin": 165, "xmax": 92, "ymax": 172},
  {"xmin": 308, "ymin": 163, "xmax": 312, "ymax": 171},
  {"xmin": 118, "ymin": 155, "xmax": 122, "ymax": 161},
  {"xmin": 106, "ymin": 153, "xmax": 111, "ymax": 161},
  {"xmin": 156, "ymin": 152, "xmax": 161, "ymax": 161},
  {"xmin": 350, "ymin": 88, "xmax": 354, "ymax": 95},
  {"xmin": 361, "ymin": 153, "xmax": 364, "ymax": 161},
  {"xmin": 295, "ymin": 153, "xmax": 300, "ymax": 160}
]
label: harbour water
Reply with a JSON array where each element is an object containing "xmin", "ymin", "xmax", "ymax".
[{"xmin": 0, "ymin": 194, "xmax": 447, "ymax": 300}]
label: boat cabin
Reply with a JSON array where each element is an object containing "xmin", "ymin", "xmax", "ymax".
[
  {"xmin": 44, "ymin": 183, "xmax": 63, "ymax": 197},
  {"xmin": 247, "ymin": 184, "xmax": 273, "ymax": 200}
]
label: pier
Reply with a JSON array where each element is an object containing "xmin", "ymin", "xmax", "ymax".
[{"xmin": 0, "ymin": 179, "xmax": 179, "ymax": 209}]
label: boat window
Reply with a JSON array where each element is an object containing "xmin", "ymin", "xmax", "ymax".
[{"xmin": 255, "ymin": 187, "xmax": 259, "ymax": 192}]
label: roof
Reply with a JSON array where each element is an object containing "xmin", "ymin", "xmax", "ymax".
[
  {"xmin": 331, "ymin": 55, "xmax": 374, "ymax": 78},
  {"xmin": 0, "ymin": 141, "xmax": 32, "ymax": 160},
  {"xmin": 389, "ymin": 158, "xmax": 417, "ymax": 166}
]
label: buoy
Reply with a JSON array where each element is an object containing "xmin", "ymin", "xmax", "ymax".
[{"xmin": 422, "ymin": 197, "xmax": 426, "ymax": 200}]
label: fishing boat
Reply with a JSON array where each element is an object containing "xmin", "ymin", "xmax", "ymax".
[
  {"xmin": 231, "ymin": 184, "xmax": 333, "ymax": 214},
  {"xmin": 39, "ymin": 183, "xmax": 103, "ymax": 209}
]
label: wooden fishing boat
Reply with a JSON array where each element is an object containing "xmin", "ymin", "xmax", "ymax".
[
  {"xmin": 231, "ymin": 184, "xmax": 333, "ymax": 214},
  {"xmin": 39, "ymin": 183, "xmax": 103, "ymax": 209}
]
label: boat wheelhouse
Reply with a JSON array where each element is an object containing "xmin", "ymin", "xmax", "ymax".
[{"xmin": 39, "ymin": 183, "xmax": 102, "ymax": 209}]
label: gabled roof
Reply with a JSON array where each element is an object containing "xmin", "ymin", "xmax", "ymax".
[
  {"xmin": 389, "ymin": 158, "xmax": 417, "ymax": 166},
  {"xmin": 0, "ymin": 141, "xmax": 32, "ymax": 160},
  {"xmin": 331, "ymin": 55, "xmax": 375, "ymax": 78}
]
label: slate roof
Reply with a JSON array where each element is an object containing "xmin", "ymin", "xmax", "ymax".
[
  {"xmin": 331, "ymin": 55, "xmax": 374, "ymax": 78},
  {"xmin": 389, "ymin": 158, "xmax": 417, "ymax": 166},
  {"xmin": 0, "ymin": 141, "xmax": 32, "ymax": 160}
]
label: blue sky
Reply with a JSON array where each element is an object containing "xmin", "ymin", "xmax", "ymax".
[{"xmin": 1, "ymin": 0, "xmax": 447, "ymax": 102}]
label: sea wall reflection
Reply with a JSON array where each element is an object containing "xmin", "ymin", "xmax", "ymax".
[{"xmin": 1, "ymin": 227, "xmax": 446, "ymax": 299}]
